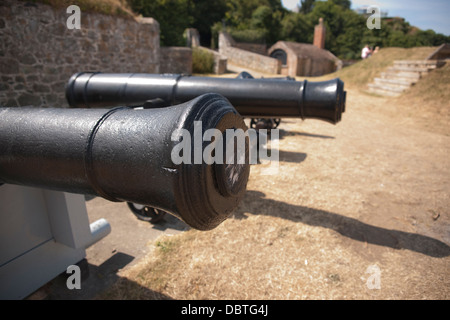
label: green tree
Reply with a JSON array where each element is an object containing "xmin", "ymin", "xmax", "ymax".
[
  {"xmin": 129, "ymin": 0, "xmax": 450, "ymax": 54},
  {"xmin": 130, "ymin": 0, "xmax": 227, "ymax": 46},
  {"xmin": 129, "ymin": 0, "xmax": 193, "ymax": 46},
  {"xmin": 250, "ymin": 5, "xmax": 283, "ymax": 43},
  {"xmin": 361, "ymin": 16, "xmax": 450, "ymax": 50},
  {"xmin": 307, "ymin": 0, "xmax": 346, "ymax": 54},
  {"xmin": 224, "ymin": 0, "xmax": 266, "ymax": 29},
  {"xmin": 217, "ymin": 0, "xmax": 286, "ymax": 45},
  {"xmin": 190, "ymin": 0, "xmax": 227, "ymax": 46},
  {"xmin": 280, "ymin": 12, "xmax": 313, "ymax": 43},
  {"xmin": 360, "ymin": 19, "xmax": 390, "ymax": 50},
  {"xmin": 299, "ymin": 0, "xmax": 315, "ymax": 14},
  {"xmin": 329, "ymin": 0, "xmax": 350, "ymax": 10},
  {"xmin": 335, "ymin": 10, "xmax": 366, "ymax": 59}
]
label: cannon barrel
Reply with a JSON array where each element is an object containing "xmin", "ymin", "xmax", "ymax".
[
  {"xmin": 0, "ymin": 93, "xmax": 250, "ymax": 231},
  {"xmin": 66, "ymin": 72, "xmax": 346, "ymax": 124}
]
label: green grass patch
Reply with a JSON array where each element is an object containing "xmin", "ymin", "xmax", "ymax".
[{"xmin": 192, "ymin": 47, "xmax": 215, "ymax": 74}]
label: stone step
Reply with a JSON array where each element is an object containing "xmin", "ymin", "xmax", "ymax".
[
  {"xmin": 387, "ymin": 66, "xmax": 429, "ymax": 73},
  {"xmin": 393, "ymin": 60, "xmax": 441, "ymax": 69},
  {"xmin": 379, "ymin": 71, "xmax": 421, "ymax": 82},
  {"xmin": 380, "ymin": 72, "xmax": 420, "ymax": 84},
  {"xmin": 383, "ymin": 69, "xmax": 424, "ymax": 79},
  {"xmin": 368, "ymin": 60, "xmax": 443, "ymax": 97},
  {"xmin": 373, "ymin": 77, "xmax": 412, "ymax": 88},
  {"xmin": 367, "ymin": 86, "xmax": 402, "ymax": 97},
  {"xmin": 368, "ymin": 82, "xmax": 407, "ymax": 93}
]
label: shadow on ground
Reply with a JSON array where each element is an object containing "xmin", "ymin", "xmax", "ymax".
[
  {"xmin": 41, "ymin": 252, "xmax": 171, "ymax": 300},
  {"xmin": 278, "ymin": 150, "xmax": 307, "ymax": 164},
  {"xmin": 278, "ymin": 129, "xmax": 335, "ymax": 140},
  {"xmin": 233, "ymin": 190, "xmax": 450, "ymax": 258}
]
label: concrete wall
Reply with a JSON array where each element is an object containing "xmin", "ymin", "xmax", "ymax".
[
  {"xmin": 219, "ymin": 32, "xmax": 280, "ymax": 75},
  {"xmin": 0, "ymin": 0, "xmax": 161, "ymax": 108}
]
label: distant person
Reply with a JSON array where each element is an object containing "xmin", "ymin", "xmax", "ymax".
[
  {"xmin": 373, "ymin": 46, "xmax": 380, "ymax": 55},
  {"xmin": 361, "ymin": 45, "xmax": 372, "ymax": 59}
]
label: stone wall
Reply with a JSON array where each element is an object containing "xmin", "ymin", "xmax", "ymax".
[
  {"xmin": 184, "ymin": 28, "xmax": 227, "ymax": 74},
  {"xmin": 233, "ymin": 42, "xmax": 267, "ymax": 56},
  {"xmin": 297, "ymin": 57, "xmax": 337, "ymax": 77},
  {"xmin": 0, "ymin": 0, "xmax": 160, "ymax": 108},
  {"xmin": 160, "ymin": 47, "xmax": 192, "ymax": 74},
  {"xmin": 268, "ymin": 41, "xmax": 342, "ymax": 77},
  {"xmin": 198, "ymin": 47, "xmax": 227, "ymax": 75},
  {"xmin": 426, "ymin": 43, "xmax": 450, "ymax": 60},
  {"xmin": 219, "ymin": 32, "xmax": 280, "ymax": 75}
]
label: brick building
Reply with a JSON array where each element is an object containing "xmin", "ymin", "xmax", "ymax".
[{"xmin": 268, "ymin": 18, "xmax": 342, "ymax": 77}]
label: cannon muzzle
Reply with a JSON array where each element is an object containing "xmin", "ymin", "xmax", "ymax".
[
  {"xmin": 66, "ymin": 72, "xmax": 346, "ymax": 124},
  {"xmin": 0, "ymin": 94, "xmax": 250, "ymax": 230}
]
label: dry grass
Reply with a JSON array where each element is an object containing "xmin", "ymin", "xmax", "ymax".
[
  {"xmin": 355, "ymin": 58, "xmax": 450, "ymax": 137},
  {"xmin": 315, "ymin": 46, "xmax": 438, "ymax": 89},
  {"xmin": 29, "ymin": 0, "xmax": 136, "ymax": 18},
  {"xmin": 99, "ymin": 47, "xmax": 450, "ymax": 300},
  {"xmin": 397, "ymin": 62, "xmax": 450, "ymax": 136},
  {"xmin": 302, "ymin": 46, "xmax": 450, "ymax": 136}
]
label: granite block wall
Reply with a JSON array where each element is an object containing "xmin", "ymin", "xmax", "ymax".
[{"xmin": 0, "ymin": 0, "xmax": 160, "ymax": 108}]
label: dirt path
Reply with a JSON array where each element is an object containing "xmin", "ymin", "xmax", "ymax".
[{"xmin": 110, "ymin": 87, "xmax": 449, "ymax": 300}]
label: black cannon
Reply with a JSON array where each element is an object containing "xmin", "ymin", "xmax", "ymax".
[
  {"xmin": 65, "ymin": 72, "xmax": 346, "ymax": 124},
  {"xmin": 236, "ymin": 71, "xmax": 292, "ymax": 131},
  {"xmin": 65, "ymin": 72, "xmax": 346, "ymax": 223},
  {"xmin": 0, "ymin": 94, "xmax": 250, "ymax": 231}
]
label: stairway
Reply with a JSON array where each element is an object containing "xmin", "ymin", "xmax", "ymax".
[{"xmin": 367, "ymin": 60, "xmax": 445, "ymax": 97}]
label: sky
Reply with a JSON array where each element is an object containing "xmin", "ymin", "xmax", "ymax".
[{"xmin": 281, "ymin": 0, "xmax": 450, "ymax": 36}]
